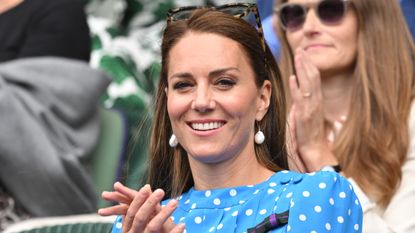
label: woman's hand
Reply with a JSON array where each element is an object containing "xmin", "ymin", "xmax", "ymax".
[
  {"xmin": 98, "ymin": 183, "xmax": 185, "ymax": 233},
  {"xmin": 286, "ymin": 105, "xmax": 307, "ymax": 173},
  {"xmin": 288, "ymin": 48, "xmax": 338, "ymax": 171}
]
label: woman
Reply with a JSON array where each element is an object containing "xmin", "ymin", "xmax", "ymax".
[
  {"xmin": 274, "ymin": 0, "xmax": 415, "ymax": 232},
  {"xmin": 99, "ymin": 4, "xmax": 362, "ymax": 232}
]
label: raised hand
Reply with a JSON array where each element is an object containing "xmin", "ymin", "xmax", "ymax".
[
  {"xmin": 288, "ymin": 48, "xmax": 338, "ymax": 171},
  {"xmin": 98, "ymin": 183, "xmax": 184, "ymax": 233}
]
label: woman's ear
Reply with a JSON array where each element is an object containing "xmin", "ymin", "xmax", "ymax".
[{"xmin": 256, "ymin": 80, "xmax": 272, "ymax": 121}]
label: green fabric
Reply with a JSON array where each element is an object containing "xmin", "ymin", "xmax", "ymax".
[{"xmin": 19, "ymin": 222, "xmax": 112, "ymax": 233}]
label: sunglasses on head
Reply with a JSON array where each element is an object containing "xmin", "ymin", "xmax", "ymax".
[
  {"xmin": 274, "ymin": 0, "xmax": 352, "ymax": 31},
  {"xmin": 167, "ymin": 3, "xmax": 266, "ymax": 51}
]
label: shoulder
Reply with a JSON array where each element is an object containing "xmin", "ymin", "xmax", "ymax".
[{"xmin": 275, "ymin": 170, "xmax": 363, "ymax": 232}]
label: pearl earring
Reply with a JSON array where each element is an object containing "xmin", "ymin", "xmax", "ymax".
[
  {"xmin": 169, "ymin": 134, "xmax": 178, "ymax": 147},
  {"xmin": 255, "ymin": 126, "xmax": 265, "ymax": 145}
]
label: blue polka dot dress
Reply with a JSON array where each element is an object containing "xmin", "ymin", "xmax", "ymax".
[{"xmin": 111, "ymin": 170, "xmax": 362, "ymax": 233}]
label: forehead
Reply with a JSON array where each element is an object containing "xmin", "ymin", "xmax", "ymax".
[{"xmin": 168, "ymin": 32, "xmax": 250, "ymax": 72}]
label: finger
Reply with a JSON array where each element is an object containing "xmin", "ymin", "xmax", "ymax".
[
  {"xmin": 123, "ymin": 185, "xmax": 152, "ymax": 232},
  {"xmin": 113, "ymin": 182, "xmax": 139, "ymax": 201},
  {"xmin": 294, "ymin": 48, "xmax": 312, "ymax": 94},
  {"xmin": 146, "ymin": 199, "xmax": 179, "ymax": 233},
  {"xmin": 169, "ymin": 224, "xmax": 185, "ymax": 233},
  {"xmin": 288, "ymin": 75, "xmax": 302, "ymax": 102},
  {"xmin": 130, "ymin": 189, "xmax": 166, "ymax": 232},
  {"xmin": 98, "ymin": 204, "xmax": 129, "ymax": 216},
  {"xmin": 300, "ymin": 50, "xmax": 321, "ymax": 93},
  {"xmin": 102, "ymin": 191, "xmax": 131, "ymax": 204}
]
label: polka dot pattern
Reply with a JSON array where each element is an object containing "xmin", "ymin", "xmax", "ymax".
[{"xmin": 111, "ymin": 171, "xmax": 362, "ymax": 233}]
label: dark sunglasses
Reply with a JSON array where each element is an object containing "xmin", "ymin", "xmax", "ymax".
[
  {"xmin": 274, "ymin": 0, "xmax": 352, "ymax": 31},
  {"xmin": 167, "ymin": 3, "xmax": 266, "ymax": 52}
]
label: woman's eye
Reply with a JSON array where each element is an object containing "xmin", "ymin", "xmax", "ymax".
[
  {"xmin": 173, "ymin": 81, "xmax": 192, "ymax": 90},
  {"xmin": 216, "ymin": 78, "xmax": 236, "ymax": 87}
]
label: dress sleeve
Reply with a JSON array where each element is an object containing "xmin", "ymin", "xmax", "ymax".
[
  {"xmin": 348, "ymin": 101, "xmax": 415, "ymax": 233},
  {"xmin": 286, "ymin": 171, "xmax": 363, "ymax": 233},
  {"xmin": 111, "ymin": 215, "xmax": 123, "ymax": 233}
]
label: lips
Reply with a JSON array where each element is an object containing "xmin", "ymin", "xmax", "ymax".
[{"xmin": 191, "ymin": 122, "xmax": 225, "ymax": 131}]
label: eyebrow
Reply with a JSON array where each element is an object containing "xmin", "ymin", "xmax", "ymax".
[{"xmin": 169, "ymin": 67, "xmax": 240, "ymax": 80}]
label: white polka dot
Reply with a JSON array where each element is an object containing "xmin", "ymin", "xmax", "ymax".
[
  {"xmin": 229, "ymin": 189, "xmax": 237, "ymax": 197},
  {"xmin": 239, "ymin": 200, "xmax": 245, "ymax": 204},
  {"xmin": 329, "ymin": 198, "xmax": 335, "ymax": 205},
  {"xmin": 232, "ymin": 211, "xmax": 238, "ymax": 217},
  {"xmin": 349, "ymin": 184, "xmax": 353, "ymax": 190},
  {"xmin": 269, "ymin": 182, "xmax": 277, "ymax": 187},
  {"xmin": 338, "ymin": 216, "xmax": 344, "ymax": 223},
  {"xmin": 348, "ymin": 209, "xmax": 351, "ymax": 216},
  {"xmin": 282, "ymin": 170, "xmax": 289, "ymax": 173},
  {"xmin": 180, "ymin": 217, "xmax": 185, "ymax": 222},
  {"xmin": 275, "ymin": 196, "xmax": 280, "ymax": 201},
  {"xmin": 339, "ymin": 192, "xmax": 346, "ymax": 198},
  {"xmin": 217, "ymin": 223, "xmax": 223, "ymax": 230},
  {"xmin": 170, "ymin": 216, "xmax": 175, "ymax": 221},
  {"xmin": 213, "ymin": 198, "xmax": 221, "ymax": 205},
  {"xmin": 194, "ymin": 216, "xmax": 202, "ymax": 224},
  {"xmin": 116, "ymin": 222, "xmax": 122, "ymax": 229},
  {"xmin": 246, "ymin": 209, "xmax": 253, "ymax": 216},
  {"xmin": 325, "ymin": 223, "xmax": 331, "ymax": 230},
  {"xmin": 302, "ymin": 191, "xmax": 310, "ymax": 197},
  {"xmin": 224, "ymin": 207, "xmax": 231, "ymax": 211},
  {"xmin": 209, "ymin": 227, "xmax": 215, "ymax": 232},
  {"xmin": 268, "ymin": 189, "xmax": 275, "ymax": 194},
  {"xmin": 287, "ymin": 225, "xmax": 291, "ymax": 231},
  {"xmin": 205, "ymin": 190, "xmax": 211, "ymax": 197},
  {"xmin": 273, "ymin": 206, "xmax": 277, "ymax": 211},
  {"xmin": 183, "ymin": 230, "xmax": 187, "ymax": 233},
  {"xmin": 299, "ymin": 214, "xmax": 307, "ymax": 221},
  {"xmin": 311, "ymin": 231, "xmax": 317, "ymax": 233},
  {"xmin": 191, "ymin": 203, "xmax": 197, "ymax": 209},
  {"xmin": 178, "ymin": 195, "xmax": 183, "ymax": 200},
  {"xmin": 290, "ymin": 200, "xmax": 295, "ymax": 207},
  {"xmin": 314, "ymin": 205, "xmax": 322, "ymax": 213},
  {"xmin": 259, "ymin": 209, "xmax": 267, "ymax": 215},
  {"xmin": 308, "ymin": 172, "xmax": 316, "ymax": 176},
  {"xmin": 355, "ymin": 199, "xmax": 360, "ymax": 205},
  {"xmin": 286, "ymin": 192, "xmax": 293, "ymax": 198},
  {"xmin": 319, "ymin": 182, "xmax": 327, "ymax": 189},
  {"xmin": 253, "ymin": 189, "xmax": 260, "ymax": 195},
  {"xmin": 247, "ymin": 185, "xmax": 254, "ymax": 188},
  {"xmin": 283, "ymin": 187, "xmax": 287, "ymax": 191},
  {"xmin": 185, "ymin": 199, "xmax": 190, "ymax": 204},
  {"xmin": 354, "ymin": 224, "xmax": 360, "ymax": 231},
  {"xmin": 334, "ymin": 176, "xmax": 337, "ymax": 182}
]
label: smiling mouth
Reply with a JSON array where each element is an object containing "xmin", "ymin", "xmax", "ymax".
[{"xmin": 191, "ymin": 122, "xmax": 224, "ymax": 131}]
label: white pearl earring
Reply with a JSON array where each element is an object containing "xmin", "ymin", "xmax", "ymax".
[
  {"xmin": 169, "ymin": 134, "xmax": 178, "ymax": 147},
  {"xmin": 255, "ymin": 127, "xmax": 265, "ymax": 145}
]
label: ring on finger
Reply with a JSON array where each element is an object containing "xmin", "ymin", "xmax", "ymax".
[{"xmin": 302, "ymin": 92, "xmax": 312, "ymax": 98}]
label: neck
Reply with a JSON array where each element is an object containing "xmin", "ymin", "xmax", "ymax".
[
  {"xmin": 189, "ymin": 150, "xmax": 274, "ymax": 190},
  {"xmin": 0, "ymin": 0, "xmax": 23, "ymax": 14},
  {"xmin": 320, "ymin": 70, "xmax": 354, "ymax": 123}
]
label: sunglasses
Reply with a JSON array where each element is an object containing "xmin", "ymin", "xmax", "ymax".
[
  {"xmin": 274, "ymin": 0, "xmax": 352, "ymax": 31},
  {"xmin": 167, "ymin": 3, "xmax": 266, "ymax": 52}
]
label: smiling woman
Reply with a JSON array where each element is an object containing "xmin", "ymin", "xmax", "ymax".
[{"xmin": 98, "ymin": 4, "xmax": 362, "ymax": 233}]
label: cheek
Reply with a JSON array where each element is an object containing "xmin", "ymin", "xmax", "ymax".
[
  {"xmin": 286, "ymin": 33, "xmax": 301, "ymax": 51},
  {"xmin": 167, "ymin": 94, "xmax": 187, "ymax": 121}
]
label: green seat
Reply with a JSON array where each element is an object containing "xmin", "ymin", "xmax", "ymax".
[{"xmin": 86, "ymin": 107, "xmax": 128, "ymax": 209}]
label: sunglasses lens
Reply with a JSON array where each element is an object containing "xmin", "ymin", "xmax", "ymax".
[
  {"xmin": 279, "ymin": 4, "xmax": 305, "ymax": 30},
  {"xmin": 318, "ymin": 0, "xmax": 346, "ymax": 24}
]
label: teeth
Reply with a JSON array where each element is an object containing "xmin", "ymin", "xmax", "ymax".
[{"xmin": 192, "ymin": 122, "xmax": 224, "ymax": 131}]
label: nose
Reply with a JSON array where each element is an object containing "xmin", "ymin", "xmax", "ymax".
[
  {"xmin": 191, "ymin": 85, "xmax": 215, "ymax": 113},
  {"xmin": 302, "ymin": 9, "xmax": 320, "ymax": 35}
]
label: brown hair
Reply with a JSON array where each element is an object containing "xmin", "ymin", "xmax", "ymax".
[
  {"xmin": 147, "ymin": 9, "xmax": 288, "ymax": 198},
  {"xmin": 276, "ymin": 0, "xmax": 415, "ymax": 206}
]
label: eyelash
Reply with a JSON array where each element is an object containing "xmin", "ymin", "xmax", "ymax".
[{"xmin": 171, "ymin": 77, "xmax": 237, "ymax": 90}]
